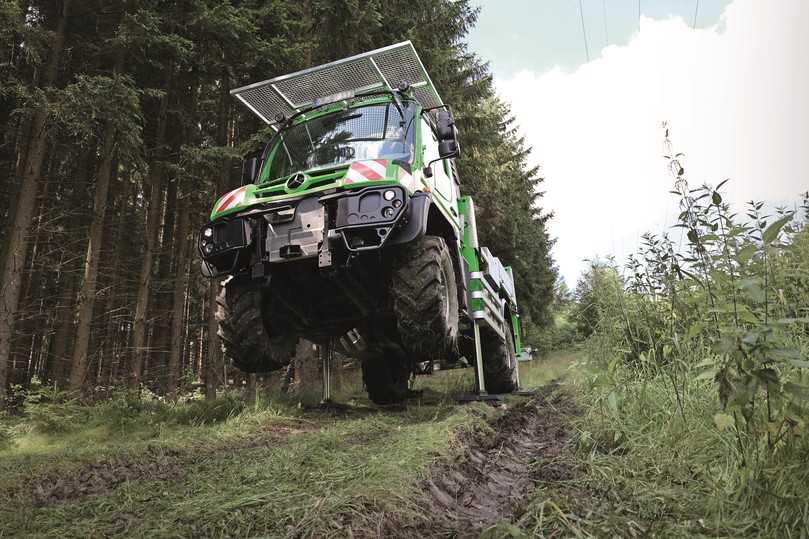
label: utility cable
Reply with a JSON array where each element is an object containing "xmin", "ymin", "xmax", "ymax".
[
  {"xmin": 638, "ymin": 0, "xmax": 641, "ymax": 32},
  {"xmin": 578, "ymin": 0, "xmax": 590, "ymax": 62},
  {"xmin": 602, "ymin": 0, "xmax": 609, "ymax": 45},
  {"xmin": 692, "ymin": 0, "xmax": 700, "ymax": 28}
]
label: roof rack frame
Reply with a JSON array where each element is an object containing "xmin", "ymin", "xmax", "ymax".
[{"xmin": 231, "ymin": 41, "xmax": 443, "ymax": 128}]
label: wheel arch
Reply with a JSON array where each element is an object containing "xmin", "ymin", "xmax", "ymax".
[{"xmin": 388, "ymin": 194, "xmax": 468, "ymax": 314}]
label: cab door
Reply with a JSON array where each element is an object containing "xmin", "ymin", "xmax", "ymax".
[{"xmin": 420, "ymin": 116, "xmax": 458, "ymax": 219}]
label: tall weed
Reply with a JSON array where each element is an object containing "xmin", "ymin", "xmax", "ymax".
[{"xmin": 577, "ymin": 128, "xmax": 809, "ymax": 470}]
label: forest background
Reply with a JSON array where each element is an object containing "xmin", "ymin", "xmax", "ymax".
[{"xmin": 0, "ymin": 0, "xmax": 555, "ymax": 401}]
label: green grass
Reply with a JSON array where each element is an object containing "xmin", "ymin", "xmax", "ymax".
[
  {"xmin": 0, "ymin": 357, "xmax": 574, "ymax": 538},
  {"xmin": 3, "ymin": 406, "xmax": 474, "ymax": 537},
  {"xmin": 508, "ymin": 353, "xmax": 809, "ymax": 538},
  {"xmin": 14, "ymin": 351, "xmax": 804, "ymax": 537},
  {"xmin": 517, "ymin": 348, "xmax": 579, "ymax": 390}
]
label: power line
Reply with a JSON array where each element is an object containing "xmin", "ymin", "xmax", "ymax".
[
  {"xmin": 692, "ymin": 0, "xmax": 700, "ymax": 29},
  {"xmin": 578, "ymin": 0, "xmax": 590, "ymax": 62},
  {"xmin": 602, "ymin": 0, "xmax": 609, "ymax": 45},
  {"xmin": 638, "ymin": 0, "xmax": 641, "ymax": 32}
]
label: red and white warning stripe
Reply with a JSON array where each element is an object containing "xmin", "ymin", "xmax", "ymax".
[
  {"xmin": 344, "ymin": 159, "xmax": 387, "ymax": 184},
  {"xmin": 398, "ymin": 167, "xmax": 417, "ymax": 192},
  {"xmin": 215, "ymin": 186, "xmax": 247, "ymax": 213}
]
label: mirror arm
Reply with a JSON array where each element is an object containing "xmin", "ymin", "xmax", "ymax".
[{"xmin": 422, "ymin": 153, "xmax": 458, "ymax": 178}]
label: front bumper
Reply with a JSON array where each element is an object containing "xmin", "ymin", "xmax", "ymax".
[{"xmin": 199, "ymin": 185, "xmax": 418, "ymax": 278}]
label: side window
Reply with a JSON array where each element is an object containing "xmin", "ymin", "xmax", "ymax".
[{"xmin": 421, "ymin": 117, "xmax": 453, "ymax": 202}]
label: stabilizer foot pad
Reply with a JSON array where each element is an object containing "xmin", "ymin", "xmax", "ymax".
[
  {"xmin": 458, "ymin": 393, "xmax": 503, "ymax": 403},
  {"xmin": 316, "ymin": 400, "xmax": 351, "ymax": 412}
]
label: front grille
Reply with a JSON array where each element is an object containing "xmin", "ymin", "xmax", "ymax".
[{"xmin": 255, "ymin": 165, "xmax": 349, "ymax": 198}]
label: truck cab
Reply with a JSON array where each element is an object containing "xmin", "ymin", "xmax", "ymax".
[{"xmin": 201, "ymin": 92, "xmax": 460, "ymax": 275}]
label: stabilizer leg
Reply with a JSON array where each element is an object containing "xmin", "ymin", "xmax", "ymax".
[
  {"xmin": 320, "ymin": 339, "xmax": 332, "ymax": 404},
  {"xmin": 473, "ymin": 321, "xmax": 487, "ymax": 395},
  {"xmin": 459, "ymin": 320, "xmax": 502, "ymax": 403}
]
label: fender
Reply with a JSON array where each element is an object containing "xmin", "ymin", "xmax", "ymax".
[
  {"xmin": 387, "ymin": 191, "xmax": 432, "ymax": 245},
  {"xmin": 389, "ymin": 192, "xmax": 468, "ymax": 313}
]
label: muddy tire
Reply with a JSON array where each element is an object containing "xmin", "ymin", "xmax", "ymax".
[
  {"xmin": 216, "ymin": 282, "xmax": 295, "ymax": 373},
  {"xmin": 390, "ymin": 235, "xmax": 459, "ymax": 362},
  {"xmin": 361, "ymin": 349, "xmax": 411, "ymax": 405},
  {"xmin": 482, "ymin": 313, "xmax": 519, "ymax": 393}
]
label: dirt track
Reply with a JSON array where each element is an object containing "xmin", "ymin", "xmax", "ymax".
[
  {"xmin": 5, "ymin": 379, "xmax": 579, "ymax": 537},
  {"xmin": 413, "ymin": 383, "xmax": 577, "ymax": 537}
]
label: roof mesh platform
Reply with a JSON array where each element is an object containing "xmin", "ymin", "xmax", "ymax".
[{"xmin": 231, "ymin": 41, "xmax": 443, "ymax": 127}]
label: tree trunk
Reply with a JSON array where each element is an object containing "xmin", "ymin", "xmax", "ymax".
[
  {"xmin": 11, "ymin": 175, "xmax": 50, "ymax": 386},
  {"xmin": 0, "ymin": 0, "xmax": 71, "ymax": 399},
  {"xmin": 166, "ymin": 195, "xmax": 190, "ymax": 400},
  {"xmin": 291, "ymin": 339, "xmax": 319, "ymax": 398},
  {"xmin": 94, "ymin": 165, "xmax": 129, "ymax": 387},
  {"xmin": 246, "ymin": 373, "xmax": 257, "ymax": 406},
  {"xmin": 68, "ymin": 127, "xmax": 117, "ymax": 391},
  {"xmin": 204, "ymin": 67, "xmax": 232, "ymax": 400},
  {"xmin": 148, "ymin": 176, "xmax": 176, "ymax": 384},
  {"xmin": 204, "ymin": 283, "xmax": 221, "ymax": 400},
  {"xmin": 129, "ymin": 177, "xmax": 164, "ymax": 388},
  {"xmin": 46, "ymin": 148, "xmax": 92, "ymax": 387},
  {"xmin": 68, "ymin": 50, "xmax": 126, "ymax": 391},
  {"xmin": 47, "ymin": 270, "xmax": 76, "ymax": 387},
  {"xmin": 129, "ymin": 94, "xmax": 169, "ymax": 387}
]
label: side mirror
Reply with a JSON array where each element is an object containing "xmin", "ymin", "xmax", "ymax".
[
  {"xmin": 241, "ymin": 152, "xmax": 260, "ymax": 185},
  {"xmin": 438, "ymin": 139, "xmax": 459, "ymax": 158},
  {"xmin": 436, "ymin": 110, "xmax": 455, "ymax": 141}
]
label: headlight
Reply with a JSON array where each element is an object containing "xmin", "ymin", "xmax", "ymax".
[
  {"xmin": 199, "ymin": 218, "xmax": 249, "ymax": 259},
  {"xmin": 383, "ymin": 189, "xmax": 396, "ymax": 201}
]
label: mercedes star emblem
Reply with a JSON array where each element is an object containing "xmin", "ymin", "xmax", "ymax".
[{"xmin": 286, "ymin": 173, "xmax": 306, "ymax": 190}]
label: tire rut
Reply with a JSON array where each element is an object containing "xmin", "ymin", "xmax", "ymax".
[{"xmin": 412, "ymin": 383, "xmax": 577, "ymax": 537}]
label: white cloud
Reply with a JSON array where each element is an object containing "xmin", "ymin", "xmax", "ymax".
[{"xmin": 497, "ymin": 0, "xmax": 809, "ymax": 286}]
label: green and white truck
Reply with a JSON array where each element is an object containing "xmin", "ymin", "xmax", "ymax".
[{"xmin": 199, "ymin": 42, "xmax": 521, "ymax": 404}]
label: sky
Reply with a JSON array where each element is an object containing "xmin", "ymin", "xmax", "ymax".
[{"xmin": 467, "ymin": 0, "xmax": 809, "ymax": 286}]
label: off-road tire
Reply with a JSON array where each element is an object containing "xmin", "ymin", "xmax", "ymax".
[
  {"xmin": 390, "ymin": 235, "xmax": 459, "ymax": 362},
  {"xmin": 482, "ymin": 312, "xmax": 519, "ymax": 393},
  {"xmin": 361, "ymin": 348, "xmax": 411, "ymax": 405},
  {"xmin": 216, "ymin": 282, "xmax": 296, "ymax": 373}
]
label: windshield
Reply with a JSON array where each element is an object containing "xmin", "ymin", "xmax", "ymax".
[{"xmin": 263, "ymin": 101, "xmax": 416, "ymax": 182}]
